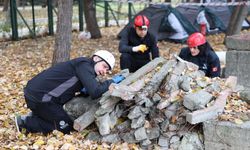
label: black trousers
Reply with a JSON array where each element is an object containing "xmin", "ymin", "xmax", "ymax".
[
  {"xmin": 120, "ymin": 53, "xmax": 150, "ymax": 73},
  {"xmin": 24, "ymin": 96, "xmax": 74, "ymax": 134}
]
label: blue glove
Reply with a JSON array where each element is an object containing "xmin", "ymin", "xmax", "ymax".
[
  {"xmin": 81, "ymin": 88, "xmax": 88, "ymax": 95},
  {"xmin": 112, "ymin": 75, "xmax": 125, "ymax": 84}
]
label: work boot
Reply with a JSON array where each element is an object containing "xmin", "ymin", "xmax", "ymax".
[
  {"xmin": 15, "ymin": 112, "xmax": 33, "ymax": 133},
  {"xmin": 15, "ymin": 112, "xmax": 34, "ymax": 133},
  {"xmin": 15, "ymin": 115, "xmax": 26, "ymax": 133}
]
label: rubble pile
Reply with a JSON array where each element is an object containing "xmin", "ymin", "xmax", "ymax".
[{"xmin": 64, "ymin": 57, "xmax": 250, "ymax": 149}]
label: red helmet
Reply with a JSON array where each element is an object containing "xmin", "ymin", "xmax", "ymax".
[
  {"xmin": 134, "ymin": 15, "xmax": 150, "ymax": 28},
  {"xmin": 187, "ymin": 32, "xmax": 206, "ymax": 48}
]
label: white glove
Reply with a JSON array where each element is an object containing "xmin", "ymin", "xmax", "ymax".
[
  {"xmin": 132, "ymin": 45, "xmax": 140, "ymax": 52},
  {"xmin": 132, "ymin": 44, "xmax": 147, "ymax": 53}
]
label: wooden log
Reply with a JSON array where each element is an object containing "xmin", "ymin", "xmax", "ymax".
[
  {"xmin": 109, "ymin": 84, "xmax": 141, "ymax": 101},
  {"xmin": 64, "ymin": 96, "xmax": 99, "ymax": 120},
  {"xmin": 95, "ymin": 104, "xmax": 116, "ymax": 116},
  {"xmin": 99, "ymin": 57, "xmax": 166, "ymax": 104},
  {"xmin": 100, "ymin": 97, "xmax": 120, "ymax": 111},
  {"xmin": 136, "ymin": 60, "xmax": 177, "ymax": 103},
  {"xmin": 95, "ymin": 57, "xmax": 167, "ymax": 135},
  {"xmin": 162, "ymin": 61, "xmax": 186, "ymax": 94},
  {"xmin": 157, "ymin": 61, "xmax": 193, "ymax": 110},
  {"xmin": 109, "ymin": 73, "xmax": 154, "ymax": 101},
  {"xmin": 157, "ymin": 90, "xmax": 180, "ymax": 110},
  {"xmin": 119, "ymin": 57, "xmax": 167, "ymax": 86},
  {"xmin": 73, "ymin": 103, "xmax": 99, "ymax": 131},
  {"xmin": 70, "ymin": 69, "xmax": 129, "ymax": 131},
  {"xmin": 97, "ymin": 57, "xmax": 167, "ymax": 113}
]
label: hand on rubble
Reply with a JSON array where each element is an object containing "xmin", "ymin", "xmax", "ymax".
[
  {"xmin": 108, "ymin": 83, "xmax": 115, "ymax": 93},
  {"xmin": 132, "ymin": 44, "xmax": 148, "ymax": 53}
]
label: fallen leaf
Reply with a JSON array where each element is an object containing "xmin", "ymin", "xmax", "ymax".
[{"xmin": 234, "ymin": 118, "xmax": 243, "ymax": 125}]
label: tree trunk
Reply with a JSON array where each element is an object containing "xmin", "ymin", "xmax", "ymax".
[
  {"xmin": 226, "ymin": 3, "xmax": 248, "ymax": 36},
  {"xmin": 3, "ymin": 0, "xmax": 10, "ymax": 26},
  {"xmin": 83, "ymin": 0, "xmax": 101, "ymax": 38},
  {"xmin": 52, "ymin": 0, "xmax": 73, "ymax": 65},
  {"xmin": 2, "ymin": 0, "xmax": 9, "ymax": 12}
]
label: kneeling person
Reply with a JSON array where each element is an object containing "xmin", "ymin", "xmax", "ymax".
[
  {"xmin": 15, "ymin": 50, "xmax": 124, "ymax": 134},
  {"xmin": 119, "ymin": 15, "xmax": 159, "ymax": 73}
]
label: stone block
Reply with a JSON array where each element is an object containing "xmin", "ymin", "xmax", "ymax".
[
  {"xmin": 240, "ymin": 90, "xmax": 250, "ymax": 104},
  {"xmin": 120, "ymin": 131, "xmax": 137, "ymax": 144},
  {"xmin": 102, "ymin": 134, "xmax": 121, "ymax": 143},
  {"xmin": 203, "ymin": 120, "xmax": 250, "ymax": 150},
  {"xmin": 158, "ymin": 136, "xmax": 169, "ymax": 147},
  {"xmin": 86, "ymin": 132, "xmax": 101, "ymax": 142},
  {"xmin": 178, "ymin": 132, "xmax": 204, "ymax": 150},
  {"xmin": 131, "ymin": 115, "xmax": 145, "ymax": 129},
  {"xmin": 147, "ymin": 127, "xmax": 160, "ymax": 140},
  {"xmin": 116, "ymin": 120, "xmax": 131, "ymax": 132},
  {"xmin": 225, "ymin": 51, "xmax": 250, "ymax": 89},
  {"xmin": 134, "ymin": 127, "xmax": 148, "ymax": 141},
  {"xmin": 183, "ymin": 90, "xmax": 213, "ymax": 111},
  {"xmin": 226, "ymin": 33, "xmax": 250, "ymax": 51}
]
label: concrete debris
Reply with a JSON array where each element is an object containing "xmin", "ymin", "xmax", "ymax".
[
  {"xmin": 64, "ymin": 57, "xmax": 249, "ymax": 149},
  {"xmin": 183, "ymin": 90, "xmax": 213, "ymax": 111}
]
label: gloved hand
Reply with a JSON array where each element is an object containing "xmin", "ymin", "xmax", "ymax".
[
  {"xmin": 81, "ymin": 88, "xmax": 88, "ymax": 95},
  {"xmin": 132, "ymin": 44, "xmax": 148, "ymax": 53},
  {"xmin": 112, "ymin": 75, "xmax": 125, "ymax": 84}
]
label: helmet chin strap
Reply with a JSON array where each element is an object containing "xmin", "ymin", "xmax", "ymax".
[
  {"xmin": 93, "ymin": 56, "xmax": 103, "ymax": 65},
  {"xmin": 93, "ymin": 56, "xmax": 111, "ymax": 70}
]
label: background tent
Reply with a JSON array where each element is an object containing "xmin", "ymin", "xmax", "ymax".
[
  {"xmin": 118, "ymin": 4, "xmax": 250, "ymax": 43},
  {"xmin": 177, "ymin": 5, "xmax": 250, "ymax": 34},
  {"xmin": 118, "ymin": 5, "xmax": 197, "ymax": 43}
]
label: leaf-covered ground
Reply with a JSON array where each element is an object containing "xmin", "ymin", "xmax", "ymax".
[{"xmin": 0, "ymin": 26, "xmax": 248, "ymax": 149}]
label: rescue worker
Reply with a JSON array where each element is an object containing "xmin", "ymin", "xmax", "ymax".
[
  {"xmin": 179, "ymin": 32, "xmax": 221, "ymax": 78},
  {"xmin": 119, "ymin": 15, "xmax": 159, "ymax": 73},
  {"xmin": 15, "ymin": 50, "xmax": 125, "ymax": 134}
]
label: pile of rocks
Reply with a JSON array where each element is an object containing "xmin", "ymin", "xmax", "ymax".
[{"xmin": 64, "ymin": 57, "xmax": 244, "ymax": 149}]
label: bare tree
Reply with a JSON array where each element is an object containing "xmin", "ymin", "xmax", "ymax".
[
  {"xmin": 2, "ymin": 0, "xmax": 9, "ymax": 12},
  {"xmin": 83, "ymin": 0, "xmax": 101, "ymax": 38},
  {"xmin": 52, "ymin": 0, "xmax": 73, "ymax": 65},
  {"xmin": 2, "ymin": 0, "xmax": 10, "ymax": 26}
]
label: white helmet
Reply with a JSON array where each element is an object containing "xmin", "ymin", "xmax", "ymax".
[{"xmin": 94, "ymin": 50, "xmax": 115, "ymax": 70}]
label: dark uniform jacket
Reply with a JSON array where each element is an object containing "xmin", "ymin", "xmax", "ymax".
[
  {"xmin": 179, "ymin": 47, "xmax": 221, "ymax": 78},
  {"xmin": 119, "ymin": 27, "xmax": 159, "ymax": 60},
  {"xmin": 24, "ymin": 57, "xmax": 113, "ymax": 104}
]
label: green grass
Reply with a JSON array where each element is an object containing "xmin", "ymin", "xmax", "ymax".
[{"xmin": 0, "ymin": 23, "xmax": 11, "ymax": 33}]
